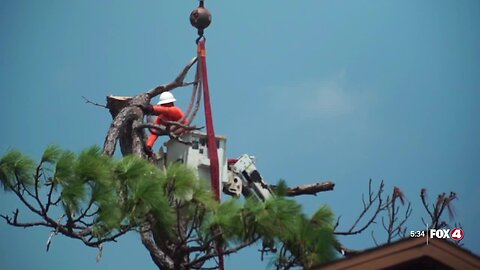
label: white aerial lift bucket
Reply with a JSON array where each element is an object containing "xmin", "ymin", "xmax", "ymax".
[{"xmin": 164, "ymin": 131, "xmax": 228, "ymax": 193}]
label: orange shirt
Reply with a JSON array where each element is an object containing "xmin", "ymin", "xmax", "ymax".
[
  {"xmin": 146, "ymin": 105, "xmax": 188, "ymax": 148},
  {"xmin": 151, "ymin": 105, "xmax": 187, "ymax": 125}
]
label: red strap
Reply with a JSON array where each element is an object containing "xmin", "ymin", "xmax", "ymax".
[
  {"xmin": 198, "ymin": 39, "xmax": 224, "ymax": 270},
  {"xmin": 198, "ymin": 40, "xmax": 220, "ymax": 201}
]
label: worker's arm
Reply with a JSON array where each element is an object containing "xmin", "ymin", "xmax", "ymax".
[
  {"xmin": 141, "ymin": 105, "xmax": 187, "ymax": 125},
  {"xmin": 150, "ymin": 105, "xmax": 185, "ymax": 118},
  {"xmin": 140, "ymin": 104, "xmax": 173, "ymax": 115}
]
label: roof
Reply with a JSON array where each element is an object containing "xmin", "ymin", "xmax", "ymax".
[{"xmin": 313, "ymin": 237, "xmax": 480, "ymax": 270}]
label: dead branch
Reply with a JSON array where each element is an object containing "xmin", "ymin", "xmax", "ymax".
[
  {"xmin": 185, "ymin": 237, "xmax": 260, "ymax": 269},
  {"xmin": 1, "ymin": 212, "xmax": 48, "ymax": 228},
  {"xmin": 270, "ymin": 181, "xmax": 335, "ymax": 197},
  {"xmin": 137, "ymin": 122, "xmax": 203, "ymax": 146},
  {"xmin": 161, "ymin": 120, "xmax": 204, "ymax": 131},
  {"xmin": 381, "ymin": 186, "xmax": 412, "ymax": 243},
  {"xmin": 371, "ymin": 230, "xmax": 380, "ymax": 246},
  {"xmin": 420, "ymin": 189, "xmax": 457, "ymax": 230},
  {"xmin": 147, "ymin": 57, "xmax": 198, "ymax": 98},
  {"xmin": 334, "ymin": 180, "xmax": 387, "ymax": 236},
  {"xmin": 420, "ymin": 188, "xmax": 433, "ymax": 220},
  {"xmin": 395, "ymin": 203, "xmax": 412, "ymax": 238},
  {"xmin": 138, "ymin": 122, "xmax": 203, "ymax": 135},
  {"xmin": 82, "ymin": 96, "xmax": 107, "ymax": 108}
]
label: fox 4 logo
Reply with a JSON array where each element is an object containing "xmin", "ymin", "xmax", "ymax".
[{"xmin": 429, "ymin": 228, "xmax": 464, "ymax": 241}]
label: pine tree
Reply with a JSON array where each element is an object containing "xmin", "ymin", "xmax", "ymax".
[{"xmin": 0, "ymin": 146, "xmax": 336, "ymax": 269}]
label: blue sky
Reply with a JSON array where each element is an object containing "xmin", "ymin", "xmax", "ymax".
[{"xmin": 1, "ymin": 1, "xmax": 479, "ymax": 269}]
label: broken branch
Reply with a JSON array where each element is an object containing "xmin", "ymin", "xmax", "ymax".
[
  {"xmin": 82, "ymin": 96, "xmax": 107, "ymax": 108},
  {"xmin": 270, "ymin": 181, "xmax": 335, "ymax": 197}
]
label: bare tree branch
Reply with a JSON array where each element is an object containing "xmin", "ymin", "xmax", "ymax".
[
  {"xmin": 421, "ymin": 189, "xmax": 457, "ymax": 230},
  {"xmin": 137, "ymin": 123, "xmax": 203, "ymax": 137},
  {"xmin": 186, "ymin": 237, "xmax": 260, "ymax": 269},
  {"xmin": 371, "ymin": 230, "xmax": 380, "ymax": 246},
  {"xmin": 82, "ymin": 96, "xmax": 107, "ymax": 108},
  {"xmin": 382, "ymin": 187, "xmax": 411, "ymax": 243},
  {"xmin": 270, "ymin": 181, "xmax": 335, "ymax": 197},
  {"xmin": 335, "ymin": 180, "xmax": 387, "ymax": 236},
  {"xmin": 1, "ymin": 211, "xmax": 48, "ymax": 228},
  {"xmin": 147, "ymin": 57, "xmax": 198, "ymax": 98}
]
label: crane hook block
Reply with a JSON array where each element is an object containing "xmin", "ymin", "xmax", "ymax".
[{"xmin": 190, "ymin": 6, "xmax": 212, "ymax": 32}]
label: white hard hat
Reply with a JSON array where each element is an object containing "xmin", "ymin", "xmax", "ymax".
[{"xmin": 157, "ymin": 91, "xmax": 176, "ymax": 105}]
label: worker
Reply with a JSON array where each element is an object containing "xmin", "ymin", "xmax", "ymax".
[{"xmin": 142, "ymin": 91, "xmax": 188, "ymax": 152}]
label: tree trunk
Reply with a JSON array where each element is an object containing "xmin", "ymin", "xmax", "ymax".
[{"xmin": 101, "ymin": 58, "xmax": 199, "ymax": 270}]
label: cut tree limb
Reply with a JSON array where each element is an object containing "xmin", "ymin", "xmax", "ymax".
[
  {"xmin": 106, "ymin": 96, "xmax": 132, "ymax": 118},
  {"xmin": 270, "ymin": 181, "xmax": 335, "ymax": 197}
]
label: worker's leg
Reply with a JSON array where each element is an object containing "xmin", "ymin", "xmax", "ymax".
[{"xmin": 146, "ymin": 133, "xmax": 158, "ymax": 149}]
